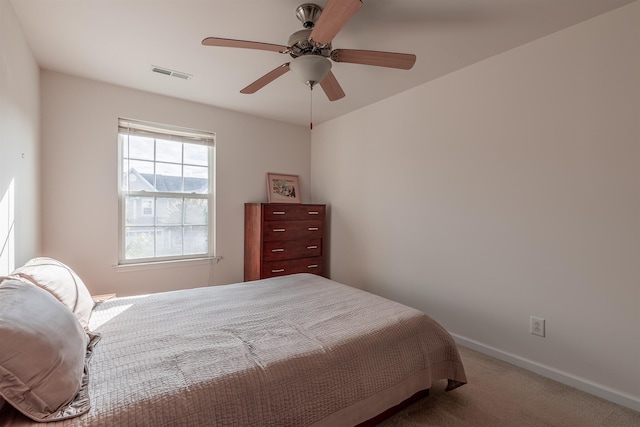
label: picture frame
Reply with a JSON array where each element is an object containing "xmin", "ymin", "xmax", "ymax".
[{"xmin": 266, "ymin": 173, "xmax": 301, "ymax": 204}]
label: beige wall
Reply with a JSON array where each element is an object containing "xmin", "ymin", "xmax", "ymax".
[
  {"xmin": 40, "ymin": 71, "xmax": 310, "ymax": 296},
  {"xmin": 311, "ymin": 2, "xmax": 640, "ymax": 410},
  {"xmin": 0, "ymin": 0, "xmax": 40, "ymax": 274}
]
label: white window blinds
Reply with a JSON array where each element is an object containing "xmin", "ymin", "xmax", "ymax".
[{"xmin": 118, "ymin": 118, "xmax": 215, "ymax": 146}]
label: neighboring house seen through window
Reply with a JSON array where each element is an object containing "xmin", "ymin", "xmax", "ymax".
[{"xmin": 118, "ymin": 118, "xmax": 215, "ymax": 264}]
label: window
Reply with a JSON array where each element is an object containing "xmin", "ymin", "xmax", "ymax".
[{"xmin": 118, "ymin": 118, "xmax": 215, "ymax": 265}]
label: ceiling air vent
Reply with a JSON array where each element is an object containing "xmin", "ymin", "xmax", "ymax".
[{"xmin": 151, "ymin": 66, "xmax": 193, "ymax": 80}]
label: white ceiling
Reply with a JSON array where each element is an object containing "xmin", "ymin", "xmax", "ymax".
[{"xmin": 10, "ymin": 0, "xmax": 635, "ymax": 127}]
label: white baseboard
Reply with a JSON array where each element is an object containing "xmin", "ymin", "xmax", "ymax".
[{"xmin": 452, "ymin": 334, "xmax": 640, "ymax": 413}]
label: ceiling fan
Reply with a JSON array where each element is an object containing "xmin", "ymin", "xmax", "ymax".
[{"xmin": 202, "ymin": 0, "xmax": 416, "ymax": 101}]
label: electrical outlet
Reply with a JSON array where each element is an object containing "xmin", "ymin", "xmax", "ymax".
[{"xmin": 530, "ymin": 316, "xmax": 545, "ymax": 337}]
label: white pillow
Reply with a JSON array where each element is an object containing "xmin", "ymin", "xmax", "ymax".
[
  {"xmin": 13, "ymin": 257, "xmax": 94, "ymax": 329},
  {"xmin": 0, "ymin": 280, "xmax": 91, "ymax": 422}
]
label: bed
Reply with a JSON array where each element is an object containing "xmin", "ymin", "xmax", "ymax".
[{"xmin": 0, "ymin": 265, "xmax": 466, "ymax": 426}]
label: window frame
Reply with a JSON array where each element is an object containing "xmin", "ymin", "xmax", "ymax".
[{"xmin": 117, "ymin": 118, "xmax": 216, "ymax": 266}]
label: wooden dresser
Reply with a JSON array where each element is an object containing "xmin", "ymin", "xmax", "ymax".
[{"xmin": 244, "ymin": 203, "xmax": 326, "ymax": 281}]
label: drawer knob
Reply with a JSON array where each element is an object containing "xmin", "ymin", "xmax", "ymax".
[
  {"xmin": 273, "ymin": 228, "xmax": 286, "ymax": 232},
  {"xmin": 307, "ymin": 265, "xmax": 319, "ymax": 269},
  {"xmin": 271, "ymin": 248, "xmax": 285, "ymax": 252},
  {"xmin": 273, "ymin": 211, "xmax": 286, "ymax": 215},
  {"xmin": 308, "ymin": 211, "xmax": 319, "ymax": 215},
  {"xmin": 306, "ymin": 245, "xmax": 318, "ymax": 249},
  {"xmin": 308, "ymin": 227, "xmax": 319, "ymax": 231},
  {"xmin": 272, "ymin": 269, "xmax": 285, "ymax": 273}
]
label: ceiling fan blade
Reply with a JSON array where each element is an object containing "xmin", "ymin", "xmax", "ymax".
[
  {"xmin": 331, "ymin": 49, "xmax": 416, "ymax": 70},
  {"xmin": 310, "ymin": 0, "xmax": 362, "ymax": 45},
  {"xmin": 202, "ymin": 37, "xmax": 287, "ymax": 53},
  {"xmin": 240, "ymin": 63, "xmax": 291, "ymax": 94},
  {"xmin": 319, "ymin": 71, "xmax": 345, "ymax": 101}
]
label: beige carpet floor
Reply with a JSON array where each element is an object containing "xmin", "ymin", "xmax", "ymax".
[{"xmin": 380, "ymin": 346, "xmax": 640, "ymax": 427}]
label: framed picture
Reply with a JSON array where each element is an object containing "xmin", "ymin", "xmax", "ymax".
[{"xmin": 266, "ymin": 173, "xmax": 301, "ymax": 204}]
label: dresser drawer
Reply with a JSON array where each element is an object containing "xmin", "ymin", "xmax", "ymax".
[
  {"xmin": 263, "ymin": 204, "xmax": 325, "ymax": 221},
  {"xmin": 262, "ymin": 220, "xmax": 324, "ymax": 241},
  {"xmin": 262, "ymin": 257, "xmax": 324, "ymax": 278},
  {"xmin": 263, "ymin": 239, "xmax": 322, "ymax": 261}
]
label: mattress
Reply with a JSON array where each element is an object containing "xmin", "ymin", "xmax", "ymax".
[{"xmin": 0, "ymin": 273, "xmax": 466, "ymax": 426}]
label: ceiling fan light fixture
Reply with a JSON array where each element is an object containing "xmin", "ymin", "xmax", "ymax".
[{"xmin": 289, "ymin": 55, "xmax": 332, "ymax": 88}]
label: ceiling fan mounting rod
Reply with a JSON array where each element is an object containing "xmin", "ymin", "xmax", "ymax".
[
  {"xmin": 292, "ymin": 3, "xmax": 334, "ymax": 53},
  {"xmin": 295, "ymin": 3, "xmax": 323, "ymax": 29}
]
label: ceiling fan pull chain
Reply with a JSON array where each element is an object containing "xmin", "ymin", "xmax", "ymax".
[{"xmin": 310, "ymin": 86, "xmax": 313, "ymax": 130}]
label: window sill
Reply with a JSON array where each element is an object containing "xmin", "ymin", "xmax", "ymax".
[{"xmin": 113, "ymin": 256, "xmax": 222, "ymax": 272}]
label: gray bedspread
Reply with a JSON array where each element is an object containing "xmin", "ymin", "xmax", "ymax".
[{"xmin": 1, "ymin": 273, "xmax": 466, "ymax": 426}]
